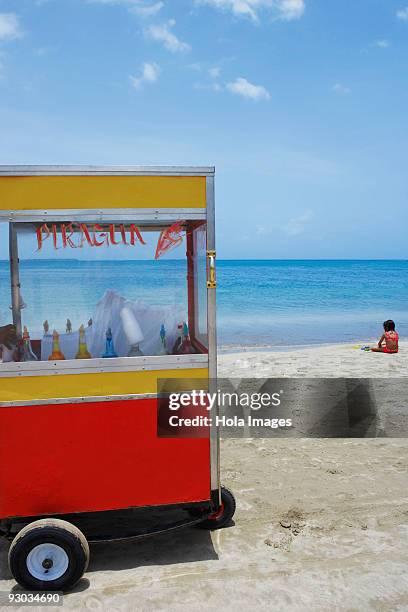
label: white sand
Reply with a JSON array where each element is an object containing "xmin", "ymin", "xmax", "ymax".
[
  {"xmin": 0, "ymin": 343, "xmax": 407, "ymax": 610},
  {"xmin": 219, "ymin": 340, "xmax": 408, "ymax": 378}
]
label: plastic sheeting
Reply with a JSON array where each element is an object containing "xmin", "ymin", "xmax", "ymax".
[{"xmin": 41, "ymin": 290, "xmax": 185, "ymax": 360}]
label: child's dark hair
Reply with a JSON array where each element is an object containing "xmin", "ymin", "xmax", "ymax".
[{"xmin": 383, "ymin": 319, "xmax": 396, "ymax": 332}]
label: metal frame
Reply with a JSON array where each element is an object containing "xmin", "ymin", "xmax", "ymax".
[
  {"xmin": 0, "ymin": 165, "xmax": 214, "ymax": 176},
  {"xmin": 0, "ymin": 353, "xmax": 208, "ymax": 378},
  {"xmin": 9, "ymin": 224, "xmax": 22, "ymax": 337},
  {"xmin": 0, "ymin": 393, "xmax": 158, "ymax": 408},
  {"xmin": 0, "ymin": 165, "xmax": 221, "ymax": 498},
  {"xmin": 3, "ymin": 215, "xmax": 210, "ymax": 378},
  {"xmin": 0, "ymin": 209, "xmax": 206, "ymax": 222},
  {"xmin": 206, "ymin": 175, "xmax": 220, "ymax": 497}
]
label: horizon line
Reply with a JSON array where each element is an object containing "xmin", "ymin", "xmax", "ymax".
[{"xmin": 0, "ymin": 258, "xmax": 408, "ymax": 263}]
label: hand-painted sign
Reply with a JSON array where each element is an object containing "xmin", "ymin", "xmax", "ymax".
[{"xmin": 36, "ymin": 223, "xmax": 146, "ymax": 251}]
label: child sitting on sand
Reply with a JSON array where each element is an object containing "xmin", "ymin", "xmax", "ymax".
[{"xmin": 371, "ymin": 320, "xmax": 399, "ymax": 354}]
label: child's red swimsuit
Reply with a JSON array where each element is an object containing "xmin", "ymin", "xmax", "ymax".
[{"xmin": 383, "ymin": 331, "xmax": 399, "ymax": 353}]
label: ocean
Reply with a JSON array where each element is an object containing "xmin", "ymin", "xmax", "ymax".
[{"xmin": 1, "ymin": 259, "xmax": 407, "ymax": 348}]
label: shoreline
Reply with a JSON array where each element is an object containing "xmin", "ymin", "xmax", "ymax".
[
  {"xmin": 219, "ymin": 336, "xmax": 408, "ymax": 354},
  {"xmin": 218, "ymin": 341, "xmax": 375, "ymax": 355},
  {"xmin": 218, "ymin": 340, "xmax": 408, "ymax": 378}
]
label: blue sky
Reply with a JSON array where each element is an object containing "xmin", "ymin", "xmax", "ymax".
[{"xmin": 0, "ymin": 0, "xmax": 407, "ymax": 259}]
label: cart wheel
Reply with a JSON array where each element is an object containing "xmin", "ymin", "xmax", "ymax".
[
  {"xmin": 198, "ymin": 487, "xmax": 236, "ymax": 530},
  {"xmin": 8, "ymin": 519, "xmax": 89, "ymax": 592}
]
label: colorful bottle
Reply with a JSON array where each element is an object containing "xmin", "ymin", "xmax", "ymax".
[
  {"xmin": 178, "ymin": 322, "xmax": 195, "ymax": 355},
  {"xmin": 22, "ymin": 326, "xmax": 38, "ymax": 362},
  {"xmin": 157, "ymin": 324, "xmax": 168, "ymax": 356},
  {"xmin": 172, "ymin": 323, "xmax": 183, "ymax": 354},
  {"xmin": 102, "ymin": 327, "xmax": 118, "ymax": 358},
  {"xmin": 75, "ymin": 325, "xmax": 92, "ymax": 359},
  {"xmin": 49, "ymin": 330, "xmax": 65, "ymax": 361}
]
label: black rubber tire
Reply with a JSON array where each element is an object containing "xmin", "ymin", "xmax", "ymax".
[
  {"xmin": 198, "ymin": 487, "xmax": 236, "ymax": 530},
  {"xmin": 8, "ymin": 519, "xmax": 89, "ymax": 592}
]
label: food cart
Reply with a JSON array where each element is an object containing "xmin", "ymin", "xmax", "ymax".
[{"xmin": 0, "ymin": 165, "xmax": 235, "ymax": 591}]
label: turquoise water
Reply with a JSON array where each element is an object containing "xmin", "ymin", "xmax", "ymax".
[
  {"xmin": 1, "ymin": 260, "xmax": 407, "ymax": 347},
  {"xmin": 217, "ymin": 260, "xmax": 408, "ymax": 346}
]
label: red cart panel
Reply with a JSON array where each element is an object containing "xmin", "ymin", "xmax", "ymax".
[{"xmin": 0, "ymin": 398, "xmax": 211, "ymax": 519}]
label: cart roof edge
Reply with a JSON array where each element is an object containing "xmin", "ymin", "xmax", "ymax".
[{"xmin": 0, "ymin": 165, "xmax": 215, "ymax": 176}]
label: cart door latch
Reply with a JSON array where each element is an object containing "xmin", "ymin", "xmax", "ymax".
[{"xmin": 207, "ymin": 250, "xmax": 217, "ymax": 289}]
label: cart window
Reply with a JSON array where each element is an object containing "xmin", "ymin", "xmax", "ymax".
[{"xmin": 1, "ymin": 221, "xmax": 208, "ymax": 365}]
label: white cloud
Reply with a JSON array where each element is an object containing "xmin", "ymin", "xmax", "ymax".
[
  {"xmin": 198, "ymin": 0, "xmax": 257, "ymax": 20},
  {"xmin": 374, "ymin": 39, "xmax": 390, "ymax": 48},
  {"xmin": 396, "ymin": 6, "xmax": 408, "ymax": 21},
  {"xmin": 188, "ymin": 64, "xmax": 221, "ymax": 78},
  {"xmin": 226, "ymin": 77, "xmax": 270, "ymax": 100},
  {"xmin": 284, "ymin": 210, "xmax": 313, "ymax": 236},
  {"xmin": 195, "ymin": 0, "xmax": 305, "ymax": 23},
  {"xmin": 278, "ymin": 0, "xmax": 305, "ymax": 21},
  {"xmin": 146, "ymin": 19, "xmax": 190, "ymax": 52},
  {"xmin": 332, "ymin": 83, "xmax": 351, "ymax": 96},
  {"xmin": 0, "ymin": 13, "xmax": 22, "ymax": 41},
  {"xmin": 192, "ymin": 65, "xmax": 222, "ymax": 91},
  {"xmin": 87, "ymin": 0, "xmax": 163, "ymax": 16},
  {"xmin": 131, "ymin": 1, "xmax": 163, "ymax": 17},
  {"xmin": 129, "ymin": 61, "xmax": 160, "ymax": 89}
]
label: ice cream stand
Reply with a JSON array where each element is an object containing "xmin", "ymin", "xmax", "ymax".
[{"xmin": 0, "ymin": 165, "xmax": 235, "ymax": 591}]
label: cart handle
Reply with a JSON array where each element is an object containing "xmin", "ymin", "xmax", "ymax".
[{"xmin": 207, "ymin": 250, "xmax": 217, "ymax": 289}]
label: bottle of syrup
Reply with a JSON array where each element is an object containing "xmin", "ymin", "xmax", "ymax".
[
  {"xmin": 178, "ymin": 322, "xmax": 195, "ymax": 355},
  {"xmin": 158, "ymin": 324, "xmax": 168, "ymax": 355},
  {"xmin": 75, "ymin": 324, "xmax": 92, "ymax": 359},
  {"xmin": 22, "ymin": 326, "xmax": 38, "ymax": 362},
  {"xmin": 49, "ymin": 330, "xmax": 66, "ymax": 361}
]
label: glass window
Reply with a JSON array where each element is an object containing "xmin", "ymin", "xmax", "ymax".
[
  {"xmin": 0, "ymin": 220, "xmax": 208, "ymax": 365},
  {"xmin": 187, "ymin": 223, "xmax": 208, "ymax": 351}
]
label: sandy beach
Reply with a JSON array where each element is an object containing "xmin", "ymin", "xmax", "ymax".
[
  {"xmin": 219, "ymin": 340, "xmax": 408, "ymax": 378},
  {"xmin": 0, "ymin": 343, "xmax": 407, "ymax": 610}
]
